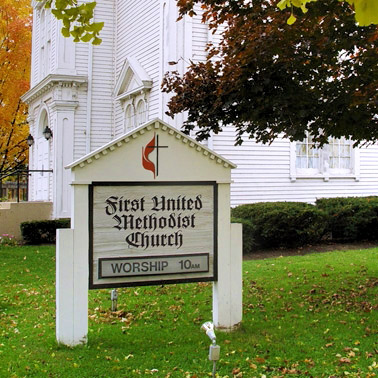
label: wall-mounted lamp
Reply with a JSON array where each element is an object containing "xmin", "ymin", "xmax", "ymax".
[
  {"xmin": 43, "ymin": 126, "xmax": 53, "ymax": 140},
  {"xmin": 26, "ymin": 134, "xmax": 35, "ymax": 147}
]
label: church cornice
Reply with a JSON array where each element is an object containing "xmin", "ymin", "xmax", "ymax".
[{"xmin": 21, "ymin": 74, "xmax": 88, "ymax": 104}]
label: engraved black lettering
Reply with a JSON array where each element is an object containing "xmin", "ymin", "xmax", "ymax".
[
  {"xmin": 112, "ymin": 214, "xmax": 122, "ymax": 230},
  {"xmin": 132, "ymin": 262, "xmax": 140, "ymax": 272},
  {"xmin": 111, "ymin": 263, "xmax": 123, "ymax": 273},
  {"xmin": 122, "ymin": 263, "xmax": 132, "ymax": 273},
  {"xmin": 105, "ymin": 196, "xmax": 118, "ymax": 215},
  {"xmin": 195, "ymin": 195, "xmax": 203, "ymax": 210}
]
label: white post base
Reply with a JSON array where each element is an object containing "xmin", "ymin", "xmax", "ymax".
[
  {"xmin": 212, "ymin": 223, "xmax": 243, "ymax": 330},
  {"xmin": 56, "ymin": 228, "xmax": 88, "ymax": 346}
]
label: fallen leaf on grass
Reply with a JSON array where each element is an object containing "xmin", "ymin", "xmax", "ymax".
[
  {"xmin": 339, "ymin": 357, "xmax": 351, "ymax": 364},
  {"xmin": 232, "ymin": 368, "xmax": 241, "ymax": 374},
  {"xmin": 255, "ymin": 357, "xmax": 265, "ymax": 364}
]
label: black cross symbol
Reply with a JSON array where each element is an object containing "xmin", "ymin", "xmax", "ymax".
[{"xmin": 145, "ymin": 134, "xmax": 168, "ymax": 177}]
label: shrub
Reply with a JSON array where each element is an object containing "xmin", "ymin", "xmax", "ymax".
[
  {"xmin": 231, "ymin": 202, "xmax": 327, "ymax": 249},
  {"xmin": 20, "ymin": 219, "xmax": 71, "ymax": 245},
  {"xmin": 316, "ymin": 197, "xmax": 378, "ymax": 241},
  {"xmin": 231, "ymin": 217, "xmax": 256, "ymax": 255},
  {"xmin": 0, "ymin": 234, "xmax": 18, "ymax": 246}
]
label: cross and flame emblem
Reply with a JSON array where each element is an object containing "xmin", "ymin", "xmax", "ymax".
[{"xmin": 142, "ymin": 133, "xmax": 168, "ymax": 178}]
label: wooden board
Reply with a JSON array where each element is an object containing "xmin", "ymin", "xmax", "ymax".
[{"xmin": 89, "ymin": 182, "xmax": 217, "ymax": 288}]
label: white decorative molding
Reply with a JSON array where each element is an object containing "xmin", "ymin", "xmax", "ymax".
[
  {"xmin": 21, "ymin": 74, "xmax": 87, "ymax": 104},
  {"xmin": 50, "ymin": 100, "xmax": 79, "ymax": 112},
  {"xmin": 66, "ymin": 118, "xmax": 237, "ymax": 170},
  {"xmin": 114, "ymin": 56, "xmax": 152, "ymax": 102}
]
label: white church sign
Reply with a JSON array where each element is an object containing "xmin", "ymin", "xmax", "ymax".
[
  {"xmin": 89, "ymin": 181, "xmax": 217, "ymax": 288},
  {"xmin": 56, "ymin": 119, "xmax": 242, "ymax": 346}
]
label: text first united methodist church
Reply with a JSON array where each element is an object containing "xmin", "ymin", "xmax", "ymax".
[{"xmin": 22, "ymin": 1, "xmax": 378, "ymax": 218}]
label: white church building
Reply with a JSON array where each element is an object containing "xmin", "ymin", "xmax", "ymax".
[{"xmin": 22, "ymin": 1, "xmax": 378, "ymax": 219}]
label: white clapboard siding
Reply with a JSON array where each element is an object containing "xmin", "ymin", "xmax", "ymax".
[
  {"xmin": 73, "ymin": 90, "xmax": 89, "ymax": 159},
  {"xmin": 213, "ymin": 126, "xmax": 378, "ymax": 206},
  {"xmin": 192, "ymin": 5, "xmax": 208, "ymax": 63},
  {"xmin": 114, "ymin": 0, "xmax": 161, "ymax": 135},
  {"xmin": 90, "ymin": 0, "xmax": 116, "ymax": 150},
  {"xmin": 75, "ymin": 42, "xmax": 89, "ymax": 76},
  {"xmin": 50, "ymin": 17, "xmax": 57, "ymax": 73},
  {"xmin": 31, "ymin": 8, "xmax": 40, "ymax": 86}
]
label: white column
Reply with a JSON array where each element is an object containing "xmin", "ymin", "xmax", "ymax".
[
  {"xmin": 212, "ymin": 184, "xmax": 243, "ymax": 330},
  {"xmin": 56, "ymin": 183, "xmax": 89, "ymax": 346},
  {"xmin": 56, "ymin": 228, "xmax": 75, "ymax": 345},
  {"xmin": 51, "ymin": 100, "xmax": 77, "ymax": 218},
  {"xmin": 229, "ymin": 223, "xmax": 243, "ymax": 326}
]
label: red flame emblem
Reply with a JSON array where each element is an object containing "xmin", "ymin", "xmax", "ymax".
[
  {"xmin": 142, "ymin": 133, "xmax": 168, "ymax": 178},
  {"xmin": 142, "ymin": 134, "xmax": 156, "ymax": 178}
]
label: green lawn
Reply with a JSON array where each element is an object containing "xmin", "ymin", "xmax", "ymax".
[{"xmin": 0, "ymin": 245, "xmax": 377, "ymax": 377}]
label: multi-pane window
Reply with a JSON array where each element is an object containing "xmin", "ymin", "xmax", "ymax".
[
  {"xmin": 296, "ymin": 135, "xmax": 320, "ymax": 170},
  {"xmin": 294, "ymin": 134, "xmax": 354, "ymax": 178},
  {"xmin": 136, "ymin": 100, "xmax": 146, "ymax": 126},
  {"xmin": 125, "ymin": 104, "xmax": 133, "ymax": 132},
  {"xmin": 123, "ymin": 98, "xmax": 148, "ymax": 133},
  {"xmin": 328, "ymin": 137, "xmax": 352, "ymax": 171}
]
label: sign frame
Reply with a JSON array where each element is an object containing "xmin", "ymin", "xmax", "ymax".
[{"xmin": 88, "ymin": 181, "xmax": 218, "ymax": 289}]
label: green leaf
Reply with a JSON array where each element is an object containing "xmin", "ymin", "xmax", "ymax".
[
  {"xmin": 287, "ymin": 13, "xmax": 297, "ymax": 24},
  {"xmin": 61, "ymin": 27, "xmax": 70, "ymax": 37},
  {"xmin": 91, "ymin": 22, "xmax": 104, "ymax": 33},
  {"xmin": 92, "ymin": 37, "xmax": 102, "ymax": 45},
  {"xmin": 277, "ymin": 0, "xmax": 290, "ymax": 11},
  {"xmin": 80, "ymin": 33, "xmax": 93, "ymax": 42},
  {"xmin": 351, "ymin": 0, "xmax": 378, "ymax": 26}
]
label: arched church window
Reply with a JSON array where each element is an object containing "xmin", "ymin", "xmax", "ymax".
[
  {"xmin": 125, "ymin": 104, "xmax": 133, "ymax": 133},
  {"xmin": 136, "ymin": 99, "xmax": 146, "ymax": 126}
]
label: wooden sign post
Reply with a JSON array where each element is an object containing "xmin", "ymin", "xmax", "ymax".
[{"xmin": 56, "ymin": 119, "xmax": 242, "ymax": 346}]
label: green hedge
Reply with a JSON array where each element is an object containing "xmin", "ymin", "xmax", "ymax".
[
  {"xmin": 316, "ymin": 197, "xmax": 378, "ymax": 241},
  {"xmin": 20, "ymin": 219, "xmax": 71, "ymax": 245},
  {"xmin": 231, "ymin": 202, "xmax": 327, "ymax": 250}
]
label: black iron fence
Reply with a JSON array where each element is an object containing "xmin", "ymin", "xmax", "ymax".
[{"xmin": 0, "ymin": 169, "xmax": 53, "ymax": 202}]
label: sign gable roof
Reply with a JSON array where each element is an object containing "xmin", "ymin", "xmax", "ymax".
[{"xmin": 66, "ymin": 118, "xmax": 236, "ymax": 170}]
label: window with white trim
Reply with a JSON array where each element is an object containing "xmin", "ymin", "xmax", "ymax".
[
  {"xmin": 136, "ymin": 99, "xmax": 146, "ymax": 126},
  {"xmin": 290, "ymin": 134, "xmax": 359, "ymax": 181},
  {"xmin": 328, "ymin": 136, "xmax": 352, "ymax": 174},
  {"xmin": 296, "ymin": 134, "xmax": 321, "ymax": 175},
  {"xmin": 125, "ymin": 104, "xmax": 133, "ymax": 132},
  {"xmin": 122, "ymin": 94, "xmax": 149, "ymax": 133}
]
